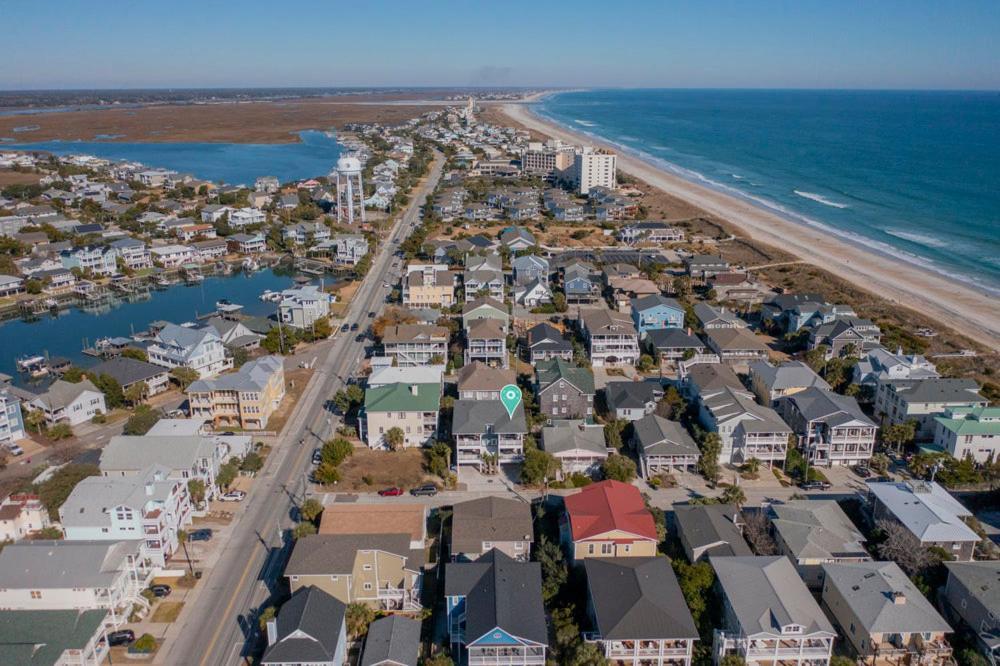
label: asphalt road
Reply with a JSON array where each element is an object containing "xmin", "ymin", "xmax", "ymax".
[{"xmin": 165, "ymin": 152, "xmax": 445, "ymax": 666}]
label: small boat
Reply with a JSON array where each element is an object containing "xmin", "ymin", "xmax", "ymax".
[
  {"xmin": 16, "ymin": 355, "xmax": 49, "ymax": 377},
  {"xmin": 216, "ymin": 299, "xmax": 232, "ymax": 309},
  {"xmin": 259, "ymin": 290, "xmax": 282, "ymax": 303},
  {"xmin": 242, "ymin": 257, "xmax": 260, "ymax": 272},
  {"xmin": 185, "ymin": 273, "xmax": 205, "ymax": 284}
]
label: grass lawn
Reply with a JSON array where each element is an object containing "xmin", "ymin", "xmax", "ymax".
[
  {"xmin": 332, "ymin": 448, "xmax": 430, "ymax": 491},
  {"xmin": 150, "ymin": 601, "xmax": 184, "ymax": 623}
]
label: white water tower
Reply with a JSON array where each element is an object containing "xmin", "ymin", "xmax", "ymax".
[{"xmin": 334, "ymin": 154, "xmax": 365, "ymax": 224}]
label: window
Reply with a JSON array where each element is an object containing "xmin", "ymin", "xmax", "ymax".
[
  {"xmin": 483, "ymin": 541, "xmax": 493, "ymax": 549},
  {"xmin": 30, "ymin": 590, "xmax": 42, "ymax": 599},
  {"xmin": 600, "ymin": 543, "xmax": 613, "ymax": 555},
  {"xmin": 364, "ymin": 582, "xmax": 373, "ymax": 591},
  {"xmin": 363, "ymin": 564, "xmax": 373, "ymax": 571},
  {"xmin": 587, "ymin": 544, "xmax": 595, "ymax": 555}
]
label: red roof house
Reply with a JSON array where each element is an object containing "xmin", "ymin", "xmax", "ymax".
[{"xmin": 561, "ymin": 479, "xmax": 659, "ymax": 560}]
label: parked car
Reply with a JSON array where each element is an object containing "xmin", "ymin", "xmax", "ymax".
[
  {"xmin": 149, "ymin": 584, "xmax": 172, "ymax": 598},
  {"xmin": 367, "ymin": 311, "xmax": 376, "ymax": 318},
  {"xmin": 350, "ymin": 323, "xmax": 359, "ymax": 331},
  {"xmin": 311, "ymin": 448, "xmax": 322, "ymax": 465},
  {"xmin": 188, "ymin": 528, "xmax": 213, "ymax": 542},
  {"xmin": 853, "ymin": 464, "xmax": 871, "ymax": 478},
  {"xmin": 341, "ymin": 324, "xmax": 350, "ymax": 333},
  {"xmin": 409, "ymin": 484, "xmax": 438, "ymax": 497},
  {"xmin": 219, "ymin": 490, "xmax": 246, "ymax": 502},
  {"xmin": 107, "ymin": 630, "xmax": 135, "ymax": 646},
  {"xmin": 866, "ymin": 475, "xmax": 893, "ymax": 483},
  {"xmin": 378, "ymin": 487, "xmax": 404, "ymax": 497},
  {"xmin": 7, "ymin": 444, "xmax": 23, "ymax": 456},
  {"xmin": 799, "ymin": 480, "xmax": 832, "ymax": 491}
]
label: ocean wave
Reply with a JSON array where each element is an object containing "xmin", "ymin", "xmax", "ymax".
[
  {"xmin": 618, "ymin": 135, "xmax": 640, "ymax": 142},
  {"xmin": 883, "ymin": 229, "xmax": 950, "ymax": 249},
  {"xmin": 573, "ymin": 119, "xmax": 597, "ymax": 127},
  {"xmin": 793, "ymin": 190, "xmax": 849, "ymax": 209},
  {"xmin": 731, "ymin": 174, "xmax": 744, "ymax": 180}
]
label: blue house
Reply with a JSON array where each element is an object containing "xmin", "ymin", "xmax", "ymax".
[
  {"xmin": 445, "ymin": 549, "xmax": 548, "ymax": 665},
  {"xmin": 631, "ymin": 294, "xmax": 685, "ymax": 337}
]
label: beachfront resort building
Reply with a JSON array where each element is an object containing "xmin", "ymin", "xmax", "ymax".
[{"xmin": 573, "ymin": 147, "xmax": 617, "ymax": 195}]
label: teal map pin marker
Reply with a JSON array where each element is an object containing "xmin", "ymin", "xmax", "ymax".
[{"xmin": 500, "ymin": 384, "xmax": 522, "ymax": 418}]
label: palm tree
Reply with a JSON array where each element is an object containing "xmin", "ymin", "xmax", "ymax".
[
  {"xmin": 720, "ymin": 482, "xmax": 747, "ymax": 508},
  {"xmin": 744, "ymin": 457, "xmax": 761, "ymax": 476},
  {"xmin": 385, "ymin": 427, "xmax": 405, "ymax": 452},
  {"xmin": 24, "ymin": 409, "xmax": 46, "ymax": 434}
]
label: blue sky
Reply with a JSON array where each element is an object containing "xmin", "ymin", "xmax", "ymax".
[{"xmin": 2, "ymin": 0, "xmax": 998, "ymax": 90}]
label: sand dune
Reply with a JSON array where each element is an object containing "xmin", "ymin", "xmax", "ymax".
[{"xmin": 502, "ymin": 103, "xmax": 1000, "ymax": 351}]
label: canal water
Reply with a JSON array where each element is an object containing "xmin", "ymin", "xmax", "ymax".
[{"xmin": 0, "ymin": 267, "xmax": 332, "ymax": 390}]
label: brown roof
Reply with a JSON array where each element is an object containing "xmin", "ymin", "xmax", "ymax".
[
  {"xmin": 710, "ymin": 271, "xmax": 753, "ymax": 286},
  {"xmin": 0, "ymin": 505, "xmax": 22, "ymax": 521},
  {"xmin": 452, "ymin": 497, "xmax": 534, "ymax": 554},
  {"xmin": 705, "ymin": 326, "xmax": 770, "ymax": 352},
  {"xmin": 466, "ymin": 318, "xmax": 506, "ymax": 340},
  {"xmin": 457, "ymin": 362, "xmax": 516, "ymax": 392},
  {"xmin": 608, "ymin": 277, "xmax": 659, "ymax": 296},
  {"xmin": 382, "ymin": 324, "xmax": 448, "ymax": 344},
  {"xmin": 319, "ymin": 504, "xmax": 426, "ymax": 543}
]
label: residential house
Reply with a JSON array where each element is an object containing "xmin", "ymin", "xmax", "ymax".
[
  {"xmin": 580, "ymin": 308, "xmax": 640, "ymax": 367},
  {"xmin": 809, "ymin": 317, "xmax": 882, "ymax": 358},
  {"xmin": 465, "ymin": 318, "xmax": 508, "ymax": 368},
  {"xmin": 59, "ymin": 465, "xmax": 193, "ymax": 566},
  {"xmin": 187, "ymin": 355, "xmax": 286, "ymax": 430},
  {"xmin": 693, "ymin": 303, "xmax": 747, "ymax": 330},
  {"xmin": 278, "ymin": 285, "xmax": 332, "ymax": 329},
  {"xmin": 60, "ymin": 245, "xmax": 118, "ymax": 277},
  {"xmin": 261, "ymin": 586, "xmax": 348, "ymax": 666},
  {"xmin": 0, "ymin": 388, "xmax": 25, "ymax": 446},
  {"xmin": 227, "ymin": 232, "xmax": 267, "ymax": 254},
  {"xmin": 361, "ymin": 615, "xmax": 421, "ymax": 666},
  {"xmin": 933, "ymin": 406, "xmax": 1000, "ymax": 463},
  {"xmin": 147, "ymin": 322, "xmax": 231, "ymax": 378},
  {"xmin": 711, "ymin": 556, "xmax": 837, "ymax": 666},
  {"xmin": 0, "ymin": 494, "xmax": 50, "ymax": 542},
  {"xmin": 513, "ymin": 278, "xmax": 552, "ymax": 308},
  {"xmin": 561, "ymin": 480, "xmax": 659, "ymax": 561},
  {"xmin": 457, "ymin": 363, "xmax": 515, "ymax": 401},
  {"xmin": 563, "ymin": 262, "xmax": 601, "ymax": 305},
  {"xmin": 202, "ymin": 316, "xmax": 264, "ymax": 351},
  {"xmin": 277, "ymin": 193, "xmax": 299, "ymax": 210},
  {"xmin": 255, "ymin": 176, "xmax": 280, "ymax": 193},
  {"xmin": 88, "ymin": 356, "xmax": 170, "ymax": 397},
  {"xmin": 229, "ymin": 207, "xmax": 266, "ymax": 228},
  {"xmin": 584, "ymin": 557, "xmax": 699, "ymax": 666},
  {"xmin": 535, "ymin": 358, "xmax": 595, "ymax": 420},
  {"xmin": 150, "ymin": 244, "xmax": 195, "ymax": 268},
  {"xmin": 109, "ymin": 238, "xmax": 152, "ymax": 271},
  {"xmin": 190, "ymin": 238, "xmax": 228, "ymax": 261},
  {"xmin": 605, "ymin": 381, "xmax": 663, "ymax": 421},
  {"xmin": 943, "ymin": 562, "xmax": 1000, "ymax": 665},
  {"xmin": 749, "ymin": 360, "xmax": 831, "ymax": 405},
  {"xmin": 285, "ymin": 534, "xmax": 423, "ymax": 611},
  {"xmin": 360, "ymin": 382, "xmax": 441, "ymax": 449},
  {"xmin": 768, "ymin": 500, "xmax": 870, "ymax": 588},
  {"xmin": 0, "ymin": 540, "xmax": 152, "ymax": 627},
  {"xmin": 200, "ymin": 204, "xmax": 232, "ymax": 223},
  {"xmin": 777, "ymin": 387, "xmax": 876, "ymax": 467},
  {"xmin": 402, "ymin": 264, "xmax": 456, "ymax": 308},
  {"xmin": 30, "ymin": 379, "xmax": 106, "ymax": 426},
  {"xmin": 709, "ymin": 271, "xmax": 770, "ymax": 304},
  {"xmin": 822, "ymin": 561, "xmax": 953, "ymax": 665},
  {"xmin": 631, "ymin": 294, "xmax": 685, "ymax": 337},
  {"xmin": 867, "ymin": 481, "xmax": 980, "ymax": 561},
  {"xmin": 874, "ymin": 378, "xmax": 986, "ymax": 442},
  {"xmin": 854, "ymin": 346, "xmax": 939, "ymax": 386},
  {"xmin": 282, "ymin": 221, "xmax": 330, "ymax": 246},
  {"xmin": 761, "ymin": 293, "xmax": 834, "ymax": 333},
  {"xmin": 704, "ymin": 327, "xmax": 770, "ymax": 365},
  {"xmin": 445, "ymin": 549, "xmax": 548, "ymax": 665},
  {"xmin": 99, "ymin": 434, "xmax": 227, "ymax": 499},
  {"xmin": 632, "ymin": 414, "xmax": 700, "ymax": 476},
  {"xmin": 368, "ymin": 366, "xmax": 445, "ymax": 390},
  {"xmin": 319, "ymin": 503, "xmax": 427, "ymax": 550},
  {"xmin": 175, "ymin": 223, "xmax": 216, "ymax": 242},
  {"xmin": 0, "ymin": 274, "xmax": 24, "ymax": 297},
  {"xmin": 0, "ymin": 609, "xmax": 111, "ymax": 666},
  {"xmin": 462, "ymin": 297, "xmax": 509, "ymax": 333},
  {"xmin": 452, "ymin": 400, "xmax": 527, "ymax": 470},
  {"xmin": 330, "ymin": 234, "xmax": 369, "ymax": 265},
  {"xmin": 619, "ymin": 221, "xmax": 684, "ymax": 245},
  {"xmin": 524, "ymin": 323, "xmax": 572, "ymax": 363},
  {"xmin": 645, "ymin": 328, "xmax": 706, "ymax": 362},
  {"xmin": 684, "ymin": 255, "xmax": 730, "ymax": 280},
  {"xmin": 36, "ymin": 267, "xmax": 77, "ymax": 293},
  {"xmin": 541, "ymin": 421, "xmax": 609, "ymax": 477},
  {"xmin": 382, "ymin": 324, "xmax": 449, "ymax": 367},
  {"xmin": 451, "ymin": 497, "xmax": 533, "ymax": 563},
  {"xmin": 696, "ymin": 382, "xmax": 792, "ymax": 466},
  {"xmin": 674, "ymin": 504, "xmax": 751, "ymax": 562},
  {"xmin": 500, "ymin": 227, "xmax": 536, "ymax": 251},
  {"xmin": 512, "ymin": 254, "xmax": 549, "ymax": 286}
]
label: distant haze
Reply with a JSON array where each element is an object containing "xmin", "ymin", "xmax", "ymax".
[{"xmin": 2, "ymin": 0, "xmax": 999, "ymax": 90}]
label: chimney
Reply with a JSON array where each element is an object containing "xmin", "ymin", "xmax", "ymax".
[
  {"xmin": 892, "ymin": 591, "xmax": 906, "ymax": 605},
  {"xmin": 145, "ymin": 482, "xmax": 154, "ymax": 496},
  {"xmin": 266, "ymin": 618, "xmax": 278, "ymax": 645},
  {"xmin": 409, "ymin": 384, "xmax": 418, "ymax": 396}
]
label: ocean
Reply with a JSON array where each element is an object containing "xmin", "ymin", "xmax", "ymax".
[
  {"xmin": 536, "ymin": 89, "xmax": 1000, "ymax": 295},
  {"xmin": 3, "ymin": 129, "xmax": 341, "ymax": 185}
]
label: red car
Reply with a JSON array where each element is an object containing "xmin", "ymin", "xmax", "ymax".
[{"xmin": 378, "ymin": 487, "xmax": 404, "ymax": 497}]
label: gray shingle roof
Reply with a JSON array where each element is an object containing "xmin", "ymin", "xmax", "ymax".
[
  {"xmin": 452, "ymin": 497, "xmax": 533, "ymax": 555},
  {"xmin": 885, "ymin": 378, "xmax": 983, "ymax": 405},
  {"xmin": 606, "ymin": 381, "xmax": 660, "ymax": 411},
  {"xmin": 770, "ymin": 500, "xmax": 868, "ymax": 561},
  {"xmin": 452, "ymin": 400, "xmax": 527, "ymax": 435},
  {"xmin": 867, "ymin": 481, "xmax": 978, "ymax": 543},
  {"xmin": 261, "ymin": 586, "xmax": 346, "ymax": 665},
  {"xmin": 88, "ymin": 357, "xmax": 166, "ymax": 388},
  {"xmin": 780, "ymin": 387, "xmax": 874, "ymax": 427},
  {"xmin": 749, "ymin": 361, "xmax": 830, "ymax": 393},
  {"xmin": 674, "ymin": 504, "xmax": 752, "ymax": 558},
  {"xmin": 0, "ymin": 540, "xmax": 143, "ymax": 590},
  {"xmin": 541, "ymin": 422, "xmax": 608, "ymax": 456},
  {"xmin": 361, "ymin": 615, "xmax": 421, "ymax": 666},
  {"xmin": 823, "ymin": 561, "xmax": 951, "ymax": 634},
  {"xmin": 944, "ymin": 561, "xmax": 1000, "ymax": 616},
  {"xmin": 632, "ymin": 414, "xmax": 700, "ymax": 458},
  {"xmin": 711, "ymin": 556, "xmax": 836, "ymax": 636},
  {"xmin": 645, "ymin": 328, "xmax": 704, "ymax": 351},
  {"xmin": 187, "ymin": 355, "xmax": 282, "ymax": 393},
  {"xmin": 585, "ymin": 557, "xmax": 698, "ymax": 640},
  {"xmin": 286, "ymin": 534, "xmax": 420, "ymax": 576},
  {"xmin": 99, "ymin": 435, "xmax": 217, "ymax": 473},
  {"xmin": 445, "ymin": 549, "xmax": 548, "ymax": 646},
  {"xmin": 33, "ymin": 379, "xmax": 101, "ymax": 411},
  {"xmin": 536, "ymin": 358, "xmax": 595, "ymax": 395}
]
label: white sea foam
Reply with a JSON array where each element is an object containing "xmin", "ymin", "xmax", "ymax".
[
  {"xmin": 884, "ymin": 229, "xmax": 950, "ymax": 249},
  {"xmin": 794, "ymin": 190, "xmax": 849, "ymax": 209},
  {"xmin": 731, "ymin": 174, "xmax": 744, "ymax": 180},
  {"xmin": 573, "ymin": 119, "xmax": 597, "ymax": 127}
]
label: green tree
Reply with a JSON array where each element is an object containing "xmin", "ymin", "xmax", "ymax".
[
  {"xmin": 385, "ymin": 426, "xmax": 405, "ymax": 451},
  {"xmin": 240, "ymin": 452, "xmax": 264, "ymax": 473},
  {"xmin": 61, "ymin": 366, "xmax": 86, "ymax": 383},
  {"xmin": 133, "ymin": 634, "xmax": 157, "ymax": 653},
  {"xmin": 423, "ymin": 441, "xmax": 452, "ymax": 478},
  {"xmin": 216, "ymin": 461, "xmax": 239, "ymax": 490},
  {"xmin": 603, "ymin": 419, "xmax": 626, "ymax": 450},
  {"xmin": 332, "ymin": 385, "xmax": 365, "ymax": 414},
  {"xmin": 123, "ymin": 380, "xmax": 149, "ymax": 406},
  {"xmin": 869, "ymin": 452, "xmax": 890, "ymax": 475},
  {"xmin": 24, "ymin": 409, "xmax": 46, "ymax": 434},
  {"xmin": 536, "ymin": 535, "xmax": 567, "ymax": 602},
  {"xmin": 698, "ymin": 432, "xmax": 722, "ymax": 485},
  {"xmin": 187, "ymin": 479, "xmax": 206, "ymax": 505},
  {"xmin": 828, "ymin": 657, "xmax": 855, "ymax": 666},
  {"xmin": 321, "ymin": 438, "xmax": 354, "ymax": 466},
  {"xmin": 293, "ymin": 521, "xmax": 317, "ymax": 539},
  {"xmin": 313, "ymin": 462, "xmax": 341, "ymax": 485},
  {"xmin": 720, "ymin": 656, "xmax": 747, "ymax": 666},
  {"xmin": 169, "ymin": 366, "xmax": 200, "ymax": 390},
  {"xmin": 520, "ymin": 445, "xmax": 559, "ymax": 486},
  {"xmin": 35, "ymin": 464, "xmax": 100, "ymax": 520},
  {"xmin": 120, "ymin": 347, "xmax": 148, "ymax": 362},
  {"xmin": 48, "ymin": 423, "xmax": 74, "ymax": 440},
  {"xmin": 673, "ymin": 558, "xmax": 715, "ymax": 630},
  {"xmin": 882, "ymin": 420, "xmax": 917, "ymax": 454},
  {"xmin": 92, "ymin": 372, "xmax": 124, "ymax": 409},
  {"xmin": 601, "ymin": 454, "xmax": 637, "ymax": 482},
  {"xmin": 552, "ymin": 292, "xmax": 567, "ymax": 313},
  {"xmin": 257, "ymin": 606, "xmax": 276, "ymax": 631},
  {"xmin": 299, "ymin": 498, "xmax": 324, "ymax": 523},
  {"xmin": 345, "ymin": 602, "xmax": 375, "ymax": 639},
  {"xmin": 123, "ymin": 405, "xmax": 160, "ymax": 435},
  {"xmin": 720, "ymin": 483, "xmax": 747, "ymax": 508}
]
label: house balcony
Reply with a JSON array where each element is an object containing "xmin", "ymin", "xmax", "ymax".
[
  {"xmin": 467, "ymin": 646, "xmax": 547, "ymax": 666},
  {"xmin": 716, "ymin": 632, "xmax": 833, "ymax": 663}
]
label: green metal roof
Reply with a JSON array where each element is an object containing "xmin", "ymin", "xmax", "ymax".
[
  {"xmin": 934, "ymin": 406, "xmax": 1000, "ymax": 436},
  {"xmin": 0, "ymin": 609, "xmax": 107, "ymax": 665},
  {"xmin": 536, "ymin": 358, "xmax": 595, "ymax": 395},
  {"xmin": 364, "ymin": 382, "xmax": 441, "ymax": 413}
]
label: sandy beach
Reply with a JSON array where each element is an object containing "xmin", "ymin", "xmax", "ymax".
[{"xmin": 502, "ymin": 102, "xmax": 1000, "ymax": 351}]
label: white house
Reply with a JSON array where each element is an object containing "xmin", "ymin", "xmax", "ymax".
[
  {"xmin": 933, "ymin": 406, "xmax": 1000, "ymax": 463},
  {"xmin": 150, "ymin": 244, "xmax": 195, "ymax": 268},
  {"xmin": 30, "ymin": 379, "xmax": 107, "ymax": 426},
  {"xmin": 278, "ymin": 285, "xmax": 332, "ymax": 329},
  {"xmin": 99, "ymin": 435, "xmax": 227, "ymax": 500},
  {"xmin": 147, "ymin": 323, "xmax": 232, "ymax": 378}
]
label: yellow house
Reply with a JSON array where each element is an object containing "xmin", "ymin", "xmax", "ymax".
[
  {"xmin": 402, "ymin": 264, "xmax": 456, "ymax": 308},
  {"xmin": 285, "ymin": 533, "xmax": 424, "ymax": 611},
  {"xmin": 560, "ymin": 480, "xmax": 660, "ymax": 561},
  {"xmin": 186, "ymin": 355, "xmax": 285, "ymax": 430}
]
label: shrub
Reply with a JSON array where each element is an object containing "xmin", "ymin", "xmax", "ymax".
[{"xmin": 133, "ymin": 634, "xmax": 157, "ymax": 653}]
